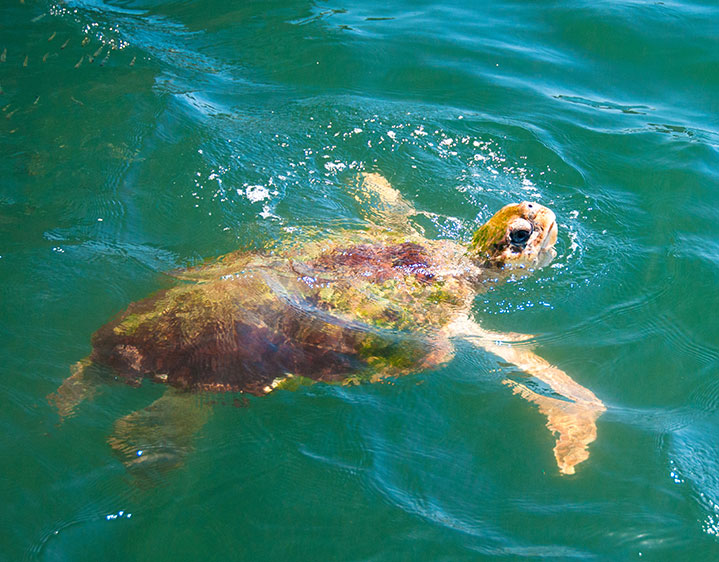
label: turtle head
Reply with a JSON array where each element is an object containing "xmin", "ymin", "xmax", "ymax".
[{"xmin": 470, "ymin": 201, "xmax": 558, "ymax": 270}]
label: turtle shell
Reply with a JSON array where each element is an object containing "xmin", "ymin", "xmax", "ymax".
[{"xmin": 90, "ymin": 233, "xmax": 475, "ymax": 395}]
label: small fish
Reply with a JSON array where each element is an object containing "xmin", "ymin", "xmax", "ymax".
[
  {"xmin": 1, "ymin": 49, "xmax": 6, "ymax": 63},
  {"xmin": 48, "ymin": 32, "xmax": 56, "ymax": 42},
  {"xmin": 61, "ymin": 39, "xmax": 70, "ymax": 49},
  {"xmin": 70, "ymin": 96, "xmax": 84, "ymax": 106},
  {"xmin": 81, "ymin": 37, "xmax": 90, "ymax": 47},
  {"xmin": 100, "ymin": 52, "xmax": 110, "ymax": 66},
  {"xmin": 74, "ymin": 55, "xmax": 83, "ymax": 69},
  {"xmin": 23, "ymin": 55, "xmax": 28, "ymax": 67},
  {"xmin": 33, "ymin": 96, "xmax": 40, "ymax": 105},
  {"xmin": 31, "ymin": 13, "xmax": 47, "ymax": 23},
  {"xmin": 2, "ymin": 103, "xmax": 11, "ymax": 112},
  {"xmin": 130, "ymin": 56, "xmax": 136, "ymax": 66},
  {"xmin": 42, "ymin": 52, "xmax": 49, "ymax": 63},
  {"xmin": 93, "ymin": 46, "xmax": 103, "ymax": 57},
  {"xmin": 6, "ymin": 108, "xmax": 18, "ymax": 119},
  {"xmin": 88, "ymin": 56, "xmax": 94, "ymax": 64}
]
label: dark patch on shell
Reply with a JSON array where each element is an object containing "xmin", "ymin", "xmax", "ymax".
[{"xmin": 313, "ymin": 241, "xmax": 435, "ymax": 284}]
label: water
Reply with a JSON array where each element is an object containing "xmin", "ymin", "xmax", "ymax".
[{"xmin": 2, "ymin": 0, "xmax": 719, "ymax": 558}]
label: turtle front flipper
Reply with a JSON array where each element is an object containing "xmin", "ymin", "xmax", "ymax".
[
  {"xmin": 448, "ymin": 316, "xmax": 605, "ymax": 475},
  {"xmin": 48, "ymin": 357, "xmax": 97, "ymax": 422},
  {"xmin": 108, "ymin": 389, "xmax": 211, "ymax": 473},
  {"xmin": 502, "ymin": 379, "xmax": 604, "ymax": 475},
  {"xmin": 353, "ymin": 172, "xmax": 419, "ymax": 234}
]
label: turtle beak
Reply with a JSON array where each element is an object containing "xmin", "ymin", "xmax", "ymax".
[
  {"xmin": 541, "ymin": 220, "xmax": 558, "ymax": 251},
  {"xmin": 535, "ymin": 219, "xmax": 558, "ymax": 268}
]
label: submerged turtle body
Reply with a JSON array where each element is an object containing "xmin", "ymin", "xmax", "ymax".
[
  {"xmin": 92, "ymin": 232, "xmax": 477, "ymax": 395},
  {"xmin": 51, "ymin": 173, "xmax": 605, "ymax": 476}
]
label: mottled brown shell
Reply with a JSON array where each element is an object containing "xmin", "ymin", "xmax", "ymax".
[{"xmin": 89, "ymin": 231, "xmax": 476, "ymax": 395}]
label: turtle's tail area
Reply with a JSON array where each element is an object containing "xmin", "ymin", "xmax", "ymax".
[{"xmin": 47, "ymin": 357, "xmax": 96, "ymax": 423}]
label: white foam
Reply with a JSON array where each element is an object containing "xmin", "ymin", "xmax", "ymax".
[{"xmin": 245, "ymin": 185, "xmax": 271, "ymax": 202}]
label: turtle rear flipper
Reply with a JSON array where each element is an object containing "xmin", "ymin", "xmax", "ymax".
[
  {"xmin": 107, "ymin": 389, "xmax": 211, "ymax": 474},
  {"xmin": 48, "ymin": 358, "xmax": 97, "ymax": 422}
]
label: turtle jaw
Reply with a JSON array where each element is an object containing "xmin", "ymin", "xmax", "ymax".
[{"xmin": 534, "ymin": 219, "xmax": 558, "ymax": 269}]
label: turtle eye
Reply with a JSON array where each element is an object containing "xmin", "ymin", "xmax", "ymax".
[{"xmin": 510, "ymin": 227, "xmax": 531, "ymax": 246}]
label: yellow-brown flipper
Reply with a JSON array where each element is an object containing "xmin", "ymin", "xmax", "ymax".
[
  {"xmin": 352, "ymin": 172, "xmax": 419, "ymax": 233},
  {"xmin": 447, "ymin": 316, "xmax": 605, "ymax": 475}
]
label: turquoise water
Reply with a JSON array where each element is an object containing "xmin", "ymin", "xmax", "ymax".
[{"xmin": 2, "ymin": 0, "xmax": 719, "ymax": 559}]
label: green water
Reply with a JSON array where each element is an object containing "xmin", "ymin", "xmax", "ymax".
[{"xmin": 2, "ymin": 0, "xmax": 719, "ymax": 559}]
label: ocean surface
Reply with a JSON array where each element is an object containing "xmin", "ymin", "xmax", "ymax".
[{"xmin": 2, "ymin": 0, "xmax": 719, "ymax": 559}]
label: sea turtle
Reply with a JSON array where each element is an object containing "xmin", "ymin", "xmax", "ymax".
[{"xmin": 49, "ymin": 173, "xmax": 605, "ymax": 475}]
